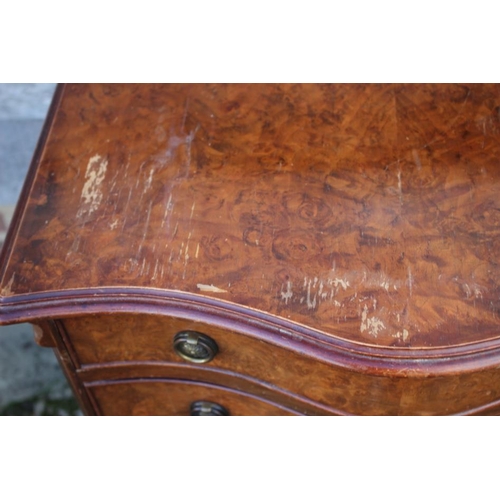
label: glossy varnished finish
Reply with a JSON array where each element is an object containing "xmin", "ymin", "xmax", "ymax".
[
  {"xmin": 2, "ymin": 84, "xmax": 500, "ymax": 415},
  {"xmin": 62, "ymin": 313, "xmax": 500, "ymax": 415},
  {"xmin": 78, "ymin": 362, "xmax": 338, "ymax": 415},
  {"xmin": 88, "ymin": 379, "xmax": 298, "ymax": 416}
]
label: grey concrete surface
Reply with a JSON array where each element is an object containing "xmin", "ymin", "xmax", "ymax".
[
  {"xmin": 0, "ymin": 324, "xmax": 73, "ymax": 409},
  {"xmin": 0, "ymin": 83, "xmax": 56, "ymax": 205},
  {"xmin": 0, "ymin": 84, "xmax": 56, "ymax": 120},
  {"xmin": 0, "ymin": 119, "xmax": 45, "ymax": 204},
  {"xmin": 0, "ymin": 83, "xmax": 74, "ymax": 413}
]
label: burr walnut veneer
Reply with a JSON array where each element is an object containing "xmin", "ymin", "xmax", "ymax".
[{"xmin": 2, "ymin": 83, "xmax": 500, "ymax": 415}]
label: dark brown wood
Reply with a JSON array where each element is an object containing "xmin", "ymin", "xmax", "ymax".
[
  {"xmin": 32, "ymin": 322, "xmax": 56, "ymax": 348},
  {"xmin": 33, "ymin": 320, "xmax": 96, "ymax": 415},
  {"xmin": 2, "ymin": 84, "xmax": 500, "ymax": 415}
]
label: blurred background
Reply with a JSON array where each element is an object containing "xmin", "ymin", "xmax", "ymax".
[{"xmin": 0, "ymin": 83, "xmax": 80, "ymax": 415}]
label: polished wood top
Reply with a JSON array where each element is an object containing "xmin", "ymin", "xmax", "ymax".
[{"xmin": 2, "ymin": 83, "xmax": 500, "ymax": 350}]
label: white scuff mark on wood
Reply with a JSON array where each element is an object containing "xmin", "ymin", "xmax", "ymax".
[
  {"xmin": 183, "ymin": 233, "xmax": 192, "ymax": 279},
  {"xmin": 190, "ymin": 201, "xmax": 196, "ymax": 220},
  {"xmin": 360, "ymin": 304, "xmax": 386, "ymax": 337},
  {"xmin": 407, "ymin": 267, "xmax": 413, "ymax": 296},
  {"xmin": 195, "ymin": 243, "xmax": 200, "ymax": 259},
  {"xmin": 306, "ymin": 280, "xmax": 317, "ymax": 310},
  {"xmin": 145, "ymin": 167, "xmax": 154, "ymax": 189},
  {"xmin": 109, "ymin": 219, "xmax": 119, "ymax": 230},
  {"xmin": 397, "ymin": 167, "xmax": 403, "ymax": 205},
  {"xmin": 161, "ymin": 193, "xmax": 173, "ymax": 228},
  {"xmin": 136, "ymin": 161, "xmax": 148, "ymax": 188},
  {"xmin": 281, "ymin": 281, "xmax": 293, "ymax": 305},
  {"xmin": 77, "ymin": 154, "xmax": 108, "ymax": 217},
  {"xmin": 462, "ymin": 282, "xmax": 484, "ymax": 300},
  {"xmin": 394, "ymin": 329, "xmax": 409, "ymax": 342},
  {"xmin": 1, "ymin": 273, "xmax": 15, "ymax": 297},
  {"xmin": 332, "ymin": 278, "xmax": 349, "ymax": 290},
  {"xmin": 197, "ymin": 284, "xmax": 227, "ymax": 293}
]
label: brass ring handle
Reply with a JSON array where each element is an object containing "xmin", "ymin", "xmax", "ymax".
[
  {"xmin": 190, "ymin": 401, "xmax": 229, "ymax": 416},
  {"xmin": 173, "ymin": 331, "xmax": 218, "ymax": 363}
]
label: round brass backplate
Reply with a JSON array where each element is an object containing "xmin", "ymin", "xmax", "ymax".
[{"xmin": 173, "ymin": 330, "xmax": 218, "ymax": 363}]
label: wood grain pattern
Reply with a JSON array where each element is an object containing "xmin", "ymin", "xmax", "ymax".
[
  {"xmin": 88, "ymin": 379, "xmax": 298, "ymax": 416},
  {"xmin": 78, "ymin": 362, "xmax": 340, "ymax": 416},
  {"xmin": 3, "ymin": 84, "xmax": 500, "ymax": 415},
  {"xmin": 2, "ymin": 84, "xmax": 500, "ymax": 350},
  {"xmin": 61, "ymin": 313, "xmax": 500, "ymax": 415}
]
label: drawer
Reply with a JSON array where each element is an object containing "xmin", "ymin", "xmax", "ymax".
[
  {"xmin": 61, "ymin": 313, "xmax": 354, "ymax": 411},
  {"xmin": 86, "ymin": 379, "xmax": 298, "ymax": 416},
  {"xmin": 78, "ymin": 361, "xmax": 337, "ymax": 415},
  {"xmin": 60, "ymin": 314, "xmax": 500, "ymax": 415}
]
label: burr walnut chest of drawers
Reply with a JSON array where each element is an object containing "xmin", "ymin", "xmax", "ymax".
[{"xmin": 3, "ymin": 83, "xmax": 500, "ymax": 415}]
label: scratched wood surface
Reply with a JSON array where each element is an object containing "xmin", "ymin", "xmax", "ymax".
[{"xmin": 2, "ymin": 84, "xmax": 500, "ymax": 349}]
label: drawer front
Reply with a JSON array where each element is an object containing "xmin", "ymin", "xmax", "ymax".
[
  {"xmin": 61, "ymin": 314, "xmax": 500, "ymax": 415},
  {"xmin": 62, "ymin": 314, "xmax": 354, "ymax": 412},
  {"xmin": 87, "ymin": 379, "xmax": 298, "ymax": 416}
]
